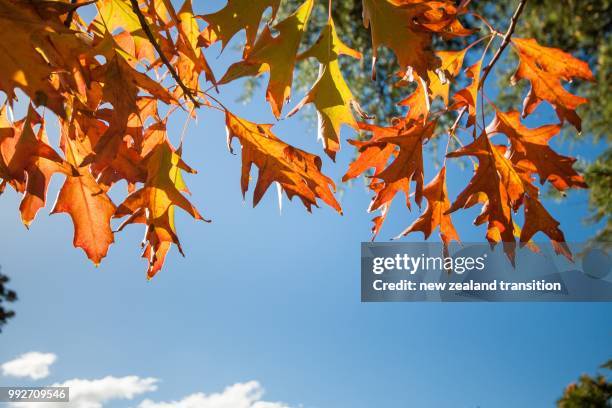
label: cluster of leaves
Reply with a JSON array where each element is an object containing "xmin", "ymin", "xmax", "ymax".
[
  {"xmin": 283, "ymin": 0, "xmax": 611, "ymax": 246},
  {"xmin": 0, "ymin": 268, "xmax": 17, "ymax": 332},
  {"xmin": 557, "ymin": 360, "xmax": 612, "ymax": 408},
  {"xmin": 0, "ymin": 0, "xmax": 595, "ymax": 277}
]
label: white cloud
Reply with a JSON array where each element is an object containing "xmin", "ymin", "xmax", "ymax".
[
  {"xmin": 1, "ymin": 352, "xmax": 57, "ymax": 380},
  {"xmin": 9, "ymin": 375, "xmax": 158, "ymax": 408},
  {"xmin": 137, "ymin": 381, "xmax": 292, "ymax": 408},
  {"xmin": 2, "ymin": 353, "xmax": 293, "ymax": 408}
]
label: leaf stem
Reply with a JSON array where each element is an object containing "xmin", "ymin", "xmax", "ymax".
[
  {"xmin": 478, "ymin": 0, "xmax": 528, "ymax": 89},
  {"xmin": 129, "ymin": 0, "xmax": 201, "ymax": 108}
]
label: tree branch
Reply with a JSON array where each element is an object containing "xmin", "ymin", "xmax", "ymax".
[
  {"xmin": 129, "ymin": 0, "xmax": 201, "ymax": 108},
  {"xmin": 64, "ymin": 0, "xmax": 78, "ymax": 27},
  {"xmin": 479, "ymin": 0, "xmax": 528, "ymax": 89}
]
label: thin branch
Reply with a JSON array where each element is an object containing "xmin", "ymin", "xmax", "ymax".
[
  {"xmin": 129, "ymin": 0, "xmax": 201, "ymax": 108},
  {"xmin": 64, "ymin": 0, "xmax": 78, "ymax": 27},
  {"xmin": 478, "ymin": 0, "xmax": 528, "ymax": 89}
]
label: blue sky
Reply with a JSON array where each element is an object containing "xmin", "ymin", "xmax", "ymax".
[{"xmin": 0, "ymin": 1, "xmax": 611, "ymax": 407}]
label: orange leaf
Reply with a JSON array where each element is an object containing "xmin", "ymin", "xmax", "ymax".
[
  {"xmin": 450, "ymin": 60, "xmax": 482, "ymax": 127},
  {"xmin": 521, "ymin": 195, "xmax": 572, "ymax": 261},
  {"xmin": 446, "ymin": 132, "xmax": 530, "ymax": 260},
  {"xmin": 51, "ymin": 135, "xmax": 116, "ymax": 265},
  {"xmin": 225, "ymin": 111, "xmax": 341, "ymax": 214},
  {"xmin": 344, "ymin": 120, "xmax": 434, "ymax": 237},
  {"xmin": 486, "ymin": 110, "xmax": 587, "ymax": 191},
  {"xmin": 114, "ymin": 139, "xmax": 205, "ymax": 278},
  {"xmin": 397, "ymin": 166, "xmax": 459, "ymax": 248},
  {"xmin": 511, "ymin": 37, "xmax": 595, "ymax": 131},
  {"xmin": 362, "ymin": 0, "xmax": 472, "ymax": 79}
]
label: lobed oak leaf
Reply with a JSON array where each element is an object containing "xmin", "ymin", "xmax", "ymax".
[
  {"xmin": 218, "ymin": 0, "xmax": 314, "ymax": 118},
  {"xmin": 0, "ymin": 107, "xmax": 65, "ymax": 193},
  {"xmin": 520, "ymin": 195, "xmax": 572, "ymax": 261},
  {"xmin": 398, "ymin": 77, "xmax": 430, "ymax": 125},
  {"xmin": 446, "ymin": 132, "xmax": 530, "ymax": 260},
  {"xmin": 19, "ymin": 124, "xmax": 73, "ymax": 227},
  {"xmin": 114, "ymin": 139, "xmax": 205, "ymax": 278},
  {"xmin": 87, "ymin": 34, "xmax": 174, "ymax": 167},
  {"xmin": 0, "ymin": 0, "xmax": 92, "ymax": 116},
  {"xmin": 199, "ymin": 0, "xmax": 280, "ymax": 57},
  {"xmin": 367, "ymin": 121, "xmax": 434, "ymax": 212},
  {"xmin": 172, "ymin": 0, "xmax": 216, "ymax": 105},
  {"xmin": 450, "ymin": 60, "xmax": 482, "ymax": 127},
  {"xmin": 225, "ymin": 111, "xmax": 341, "ymax": 213},
  {"xmin": 344, "ymin": 120, "xmax": 434, "ymax": 235},
  {"xmin": 511, "ymin": 37, "xmax": 595, "ymax": 131},
  {"xmin": 51, "ymin": 133, "xmax": 116, "ymax": 265},
  {"xmin": 486, "ymin": 110, "xmax": 587, "ymax": 191},
  {"xmin": 397, "ymin": 166, "xmax": 459, "ymax": 250},
  {"xmin": 0, "ymin": 107, "xmax": 73, "ymax": 226},
  {"xmin": 287, "ymin": 18, "xmax": 364, "ymax": 160},
  {"xmin": 362, "ymin": 0, "xmax": 472, "ymax": 79},
  {"xmin": 397, "ymin": 49, "xmax": 466, "ymax": 125},
  {"xmin": 96, "ymin": 0, "xmax": 156, "ymax": 62},
  {"xmin": 342, "ymin": 126, "xmax": 397, "ymax": 184},
  {"xmin": 428, "ymin": 49, "xmax": 468, "ymax": 106}
]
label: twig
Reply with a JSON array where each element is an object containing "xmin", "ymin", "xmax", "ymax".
[
  {"xmin": 478, "ymin": 0, "xmax": 528, "ymax": 89},
  {"xmin": 64, "ymin": 0, "xmax": 78, "ymax": 27},
  {"xmin": 129, "ymin": 0, "xmax": 201, "ymax": 108}
]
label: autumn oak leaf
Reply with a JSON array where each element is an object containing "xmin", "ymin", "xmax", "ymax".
[
  {"xmin": 511, "ymin": 37, "xmax": 595, "ymax": 131},
  {"xmin": 486, "ymin": 110, "xmax": 587, "ymax": 191},
  {"xmin": 225, "ymin": 111, "xmax": 341, "ymax": 214},
  {"xmin": 218, "ymin": 0, "xmax": 313, "ymax": 118},
  {"xmin": 287, "ymin": 18, "xmax": 364, "ymax": 160},
  {"xmin": 362, "ymin": 0, "xmax": 471, "ymax": 79},
  {"xmin": 199, "ymin": 0, "xmax": 280, "ymax": 56},
  {"xmin": 114, "ymin": 139, "xmax": 205, "ymax": 278},
  {"xmin": 397, "ymin": 166, "xmax": 459, "ymax": 250}
]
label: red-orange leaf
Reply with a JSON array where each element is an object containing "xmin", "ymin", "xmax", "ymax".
[
  {"xmin": 446, "ymin": 132, "xmax": 528, "ymax": 259},
  {"xmin": 511, "ymin": 37, "xmax": 595, "ymax": 130},
  {"xmin": 344, "ymin": 120, "xmax": 434, "ymax": 237},
  {"xmin": 398, "ymin": 166, "xmax": 459, "ymax": 247},
  {"xmin": 450, "ymin": 60, "xmax": 482, "ymax": 127},
  {"xmin": 521, "ymin": 195, "xmax": 572, "ymax": 261},
  {"xmin": 362, "ymin": 0, "xmax": 472, "ymax": 79},
  {"xmin": 486, "ymin": 110, "xmax": 587, "ymax": 191}
]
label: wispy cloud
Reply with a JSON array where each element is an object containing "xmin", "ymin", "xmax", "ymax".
[
  {"xmin": 1, "ymin": 352, "xmax": 57, "ymax": 380},
  {"xmin": 137, "ymin": 381, "xmax": 291, "ymax": 408}
]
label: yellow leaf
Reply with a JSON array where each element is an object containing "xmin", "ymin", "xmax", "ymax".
[
  {"xmin": 219, "ymin": 0, "xmax": 313, "ymax": 118},
  {"xmin": 200, "ymin": 0, "xmax": 280, "ymax": 56},
  {"xmin": 288, "ymin": 18, "xmax": 362, "ymax": 160}
]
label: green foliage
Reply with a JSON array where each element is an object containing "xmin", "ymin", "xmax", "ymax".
[
  {"xmin": 558, "ymin": 361, "xmax": 612, "ymax": 408},
  {"xmin": 585, "ymin": 149, "xmax": 612, "ymax": 246},
  {"xmin": 0, "ymin": 269, "xmax": 16, "ymax": 332}
]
